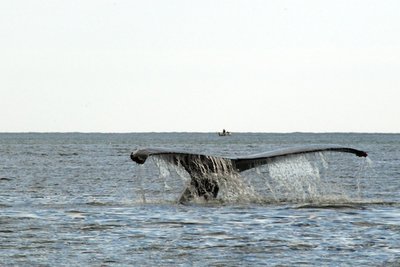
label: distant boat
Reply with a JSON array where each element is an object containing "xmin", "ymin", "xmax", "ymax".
[{"xmin": 218, "ymin": 129, "xmax": 231, "ymax": 136}]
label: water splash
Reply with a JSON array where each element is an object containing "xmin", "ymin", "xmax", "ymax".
[
  {"xmin": 246, "ymin": 152, "xmax": 372, "ymax": 204},
  {"xmin": 262, "ymin": 156, "xmax": 317, "ymax": 202}
]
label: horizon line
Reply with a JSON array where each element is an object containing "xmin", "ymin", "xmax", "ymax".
[{"xmin": 0, "ymin": 131, "xmax": 399, "ymax": 134}]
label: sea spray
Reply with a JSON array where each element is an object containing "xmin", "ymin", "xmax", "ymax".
[
  {"xmin": 245, "ymin": 152, "xmax": 371, "ymax": 204},
  {"xmin": 132, "ymin": 156, "xmax": 184, "ymax": 203},
  {"xmin": 266, "ymin": 155, "xmax": 322, "ymax": 202},
  {"xmin": 217, "ymin": 172, "xmax": 259, "ymax": 203}
]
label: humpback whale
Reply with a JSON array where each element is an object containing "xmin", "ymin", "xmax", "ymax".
[{"xmin": 131, "ymin": 145, "xmax": 368, "ymax": 203}]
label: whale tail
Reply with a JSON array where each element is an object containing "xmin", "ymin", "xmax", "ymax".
[{"xmin": 131, "ymin": 145, "xmax": 368, "ymax": 203}]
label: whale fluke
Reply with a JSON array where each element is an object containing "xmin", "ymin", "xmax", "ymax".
[
  {"xmin": 231, "ymin": 145, "xmax": 368, "ymax": 172},
  {"xmin": 130, "ymin": 145, "xmax": 368, "ymax": 203}
]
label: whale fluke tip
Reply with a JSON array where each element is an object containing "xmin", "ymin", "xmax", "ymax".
[
  {"xmin": 130, "ymin": 150, "xmax": 148, "ymax": 164},
  {"xmin": 356, "ymin": 150, "xmax": 368, "ymax": 157}
]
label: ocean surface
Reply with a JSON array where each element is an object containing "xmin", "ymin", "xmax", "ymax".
[{"xmin": 0, "ymin": 132, "xmax": 399, "ymax": 266}]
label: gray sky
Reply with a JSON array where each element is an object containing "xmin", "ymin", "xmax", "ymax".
[{"xmin": 1, "ymin": 0, "xmax": 399, "ymax": 132}]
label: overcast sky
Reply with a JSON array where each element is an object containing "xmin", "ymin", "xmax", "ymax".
[{"xmin": 1, "ymin": 0, "xmax": 399, "ymax": 132}]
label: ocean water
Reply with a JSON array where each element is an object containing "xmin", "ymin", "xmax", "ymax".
[{"xmin": 0, "ymin": 132, "xmax": 399, "ymax": 266}]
